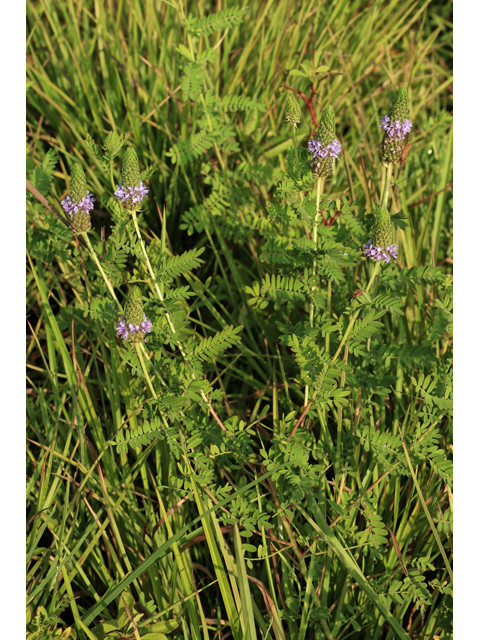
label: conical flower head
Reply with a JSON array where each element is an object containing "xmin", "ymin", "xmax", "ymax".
[
  {"xmin": 388, "ymin": 86, "xmax": 409, "ymax": 122},
  {"xmin": 115, "ymin": 147, "xmax": 148, "ymax": 211},
  {"xmin": 121, "ymin": 147, "xmax": 141, "ymax": 188},
  {"xmin": 124, "ymin": 286, "xmax": 144, "ymax": 326},
  {"xmin": 372, "ymin": 207, "xmax": 393, "ymax": 249},
  {"xmin": 103, "ymin": 131, "xmax": 123, "ymax": 157},
  {"xmin": 116, "ymin": 286, "xmax": 153, "ymax": 344},
  {"xmin": 61, "ymin": 163, "xmax": 95, "ymax": 233},
  {"xmin": 285, "ymin": 94, "xmax": 302, "ymax": 127},
  {"xmin": 363, "ymin": 207, "xmax": 398, "ymax": 263},
  {"xmin": 70, "ymin": 164, "xmax": 88, "ymax": 204}
]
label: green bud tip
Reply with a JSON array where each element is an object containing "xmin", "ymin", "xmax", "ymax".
[
  {"xmin": 388, "ymin": 86, "xmax": 409, "ymax": 122},
  {"xmin": 372, "ymin": 206, "xmax": 394, "ymax": 249},
  {"xmin": 316, "ymin": 106, "xmax": 336, "ymax": 145},
  {"xmin": 125, "ymin": 285, "xmax": 145, "ymax": 326},
  {"xmin": 121, "ymin": 147, "xmax": 141, "ymax": 188},
  {"xmin": 69, "ymin": 163, "xmax": 88, "ymax": 204}
]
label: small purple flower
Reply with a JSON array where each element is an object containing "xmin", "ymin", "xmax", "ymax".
[
  {"xmin": 141, "ymin": 315, "xmax": 152, "ymax": 333},
  {"xmin": 116, "ymin": 319, "xmax": 129, "ymax": 340},
  {"xmin": 307, "ymin": 138, "xmax": 342, "ymax": 160},
  {"xmin": 114, "ymin": 185, "xmax": 127, "ymax": 200},
  {"xmin": 363, "ymin": 239, "xmax": 398, "ymax": 264},
  {"xmin": 380, "ymin": 115, "xmax": 412, "ymax": 139},
  {"xmin": 61, "ymin": 192, "xmax": 95, "ymax": 217},
  {"xmin": 114, "ymin": 182, "xmax": 149, "ymax": 207}
]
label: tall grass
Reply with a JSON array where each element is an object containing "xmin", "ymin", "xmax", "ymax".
[{"xmin": 27, "ymin": 1, "xmax": 452, "ymax": 639}]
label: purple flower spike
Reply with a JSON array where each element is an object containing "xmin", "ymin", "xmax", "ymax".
[
  {"xmin": 115, "ymin": 314, "xmax": 153, "ymax": 343},
  {"xmin": 61, "ymin": 192, "xmax": 95, "ymax": 217},
  {"xmin": 363, "ymin": 239, "xmax": 398, "ymax": 264},
  {"xmin": 114, "ymin": 182, "xmax": 149, "ymax": 207},
  {"xmin": 308, "ymin": 138, "xmax": 342, "ymax": 160},
  {"xmin": 380, "ymin": 115, "xmax": 412, "ymax": 139}
]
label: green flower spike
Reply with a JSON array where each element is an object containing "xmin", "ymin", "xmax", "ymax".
[
  {"xmin": 363, "ymin": 206, "xmax": 398, "ymax": 263},
  {"xmin": 114, "ymin": 147, "xmax": 149, "ymax": 212},
  {"xmin": 308, "ymin": 106, "xmax": 342, "ymax": 179},
  {"xmin": 380, "ymin": 86, "xmax": 412, "ymax": 166},
  {"xmin": 285, "ymin": 94, "xmax": 302, "ymax": 127},
  {"xmin": 116, "ymin": 286, "xmax": 153, "ymax": 345}
]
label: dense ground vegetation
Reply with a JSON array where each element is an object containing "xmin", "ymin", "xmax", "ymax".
[{"xmin": 27, "ymin": 1, "xmax": 452, "ymax": 638}]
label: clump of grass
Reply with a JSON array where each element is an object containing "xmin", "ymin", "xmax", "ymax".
[{"xmin": 27, "ymin": 1, "xmax": 452, "ymax": 639}]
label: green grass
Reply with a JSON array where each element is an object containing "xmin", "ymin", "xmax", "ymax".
[{"xmin": 27, "ymin": 1, "xmax": 452, "ymax": 639}]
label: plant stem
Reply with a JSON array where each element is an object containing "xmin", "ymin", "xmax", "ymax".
[
  {"xmin": 304, "ymin": 177, "xmax": 324, "ymax": 407},
  {"xmin": 381, "ymin": 163, "xmax": 393, "ymax": 208},
  {"xmin": 131, "ymin": 211, "xmax": 176, "ymax": 335},
  {"xmin": 109, "ymin": 159, "xmax": 116, "ymax": 192},
  {"xmin": 292, "ymin": 125, "xmax": 298, "ymax": 165},
  {"xmin": 131, "ymin": 211, "xmax": 225, "ymax": 426},
  {"xmin": 331, "ymin": 261, "xmax": 381, "ymax": 366},
  {"xmin": 325, "ymin": 279, "xmax": 332, "ymax": 354},
  {"xmin": 135, "ymin": 344, "xmax": 157, "ymax": 399},
  {"xmin": 82, "ymin": 232, "xmax": 121, "ymax": 307}
]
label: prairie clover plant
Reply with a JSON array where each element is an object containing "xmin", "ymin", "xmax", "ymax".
[{"xmin": 26, "ymin": 1, "xmax": 452, "ymax": 636}]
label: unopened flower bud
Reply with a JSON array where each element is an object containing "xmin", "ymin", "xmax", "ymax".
[
  {"xmin": 61, "ymin": 163, "xmax": 94, "ymax": 234},
  {"xmin": 285, "ymin": 94, "xmax": 302, "ymax": 127},
  {"xmin": 103, "ymin": 131, "xmax": 123, "ymax": 157},
  {"xmin": 307, "ymin": 106, "xmax": 341, "ymax": 179}
]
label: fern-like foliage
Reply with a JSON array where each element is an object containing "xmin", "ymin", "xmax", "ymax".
[
  {"xmin": 206, "ymin": 93, "xmax": 267, "ymax": 112},
  {"xmin": 411, "ymin": 373, "xmax": 453, "ymax": 413},
  {"xmin": 166, "ymin": 130, "xmax": 218, "ymax": 165},
  {"xmin": 185, "ymin": 6, "xmax": 249, "ymax": 37},
  {"xmin": 187, "ymin": 325, "xmax": 243, "ymax": 362},
  {"xmin": 181, "ymin": 63, "xmax": 204, "ymax": 102},
  {"xmin": 28, "ymin": 148, "xmax": 58, "ymax": 197},
  {"xmin": 347, "ymin": 310, "xmax": 386, "ymax": 356},
  {"xmin": 157, "ymin": 248, "xmax": 205, "ymax": 283}
]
